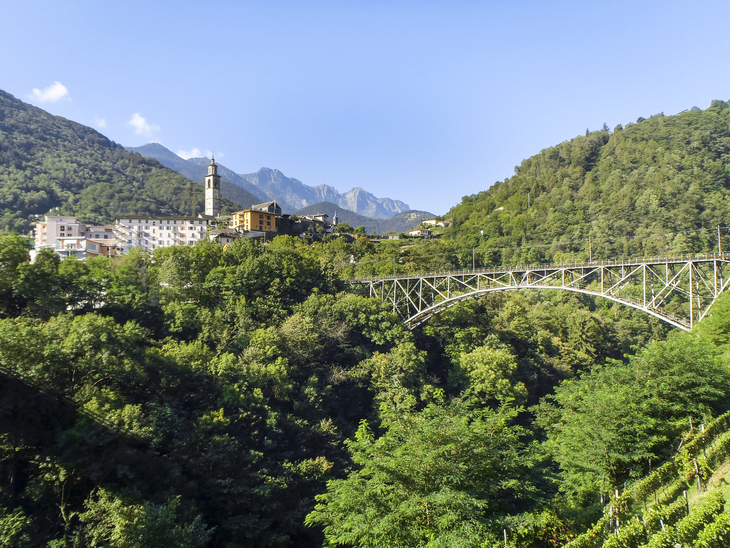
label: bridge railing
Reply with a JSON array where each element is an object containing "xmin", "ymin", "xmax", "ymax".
[{"xmin": 348, "ymin": 252, "xmax": 730, "ymax": 283}]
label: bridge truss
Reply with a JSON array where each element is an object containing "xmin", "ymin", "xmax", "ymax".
[{"xmin": 349, "ymin": 255, "xmax": 730, "ymax": 331}]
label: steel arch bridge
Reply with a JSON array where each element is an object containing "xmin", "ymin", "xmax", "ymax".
[{"xmin": 348, "ymin": 254, "xmax": 730, "ymax": 331}]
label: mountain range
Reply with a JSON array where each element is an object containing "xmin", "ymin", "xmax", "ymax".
[
  {"xmin": 293, "ymin": 202, "xmax": 435, "ymax": 234},
  {"xmin": 126, "ymin": 143, "xmax": 410, "ymax": 218},
  {"xmin": 122, "ymin": 142, "xmax": 264, "ymax": 209}
]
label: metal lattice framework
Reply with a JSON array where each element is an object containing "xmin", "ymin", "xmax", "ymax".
[{"xmin": 349, "ymin": 254, "xmax": 730, "ymax": 330}]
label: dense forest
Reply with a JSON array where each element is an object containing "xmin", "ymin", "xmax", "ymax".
[
  {"xmin": 2, "ymin": 229, "xmax": 730, "ymax": 547},
  {"xmin": 336, "ymin": 100, "xmax": 730, "ymax": 281},
  {"xmin": 4, "ymin": 97, "xmax": 730, "ymax": 546},
  {"xmin": 0, "ymin": 90, "xmax": 240, "ymax": 234},
  {"xmin": 442, "ymin": 100, "xmax": 730, "ymax": 265}
]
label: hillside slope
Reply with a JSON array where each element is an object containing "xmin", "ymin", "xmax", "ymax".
[
  {"xmin": 445, "ymin": 101, "xmax": 730, "ymax": 265},
  {"xmin": 0, "ymin": 90, "xmax": 240, "ymax": 233}
]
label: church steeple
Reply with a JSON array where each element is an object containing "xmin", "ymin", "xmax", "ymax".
[{"xmin": 205, "ymin": 154, "xmax": 221, "ymax": 217}]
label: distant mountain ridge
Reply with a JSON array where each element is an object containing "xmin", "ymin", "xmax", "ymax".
[
  {"xmin": 124, "ymin": 143, "xmax": 266, "ymax": 207},
  {"xmin": 293, "ymin": 202, "xmax": 435, "ymax": 234},
  {"xmin": 127, "ymin": 143, "xmax": 411, "ymax": 218}
]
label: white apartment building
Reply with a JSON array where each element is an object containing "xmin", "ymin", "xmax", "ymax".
[
  {"xmin": 32, "ymin": 215, "xmax": 118, "ymax": 262},
  {"xmin": 34, "ymin": 216, "xmax": 117, "ymax": 246},
  {"xmin": 114, "ymin": 215, "xmax": 212, "ymax": 253},
  {"xmin": 34, "ymin": 216, "xmax": 82, "ymax": 245}
]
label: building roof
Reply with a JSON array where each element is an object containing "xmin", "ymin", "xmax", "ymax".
[
  {"xmin": 116, "ymin": 215, "xmax": 210, "ymax": 221},
  {"xmin": 210, "ymin": 230, "xmax": 241, "ymax": 239},
  {"xmin": 232, "ymin": 207, "xmax": 278, "ymax": 215},
  {"xmin": 252, "ymin": 200, "xmax": 279, "ymax": 209}
]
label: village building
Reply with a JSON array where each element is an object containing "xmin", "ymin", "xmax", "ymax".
[
  {"xmin": 205, "ymin": 156, "xmax": 221, "ymax": 217},
  {"xmin": 229, "ymin": 201, "xmax": 281, "ymax": 233},
  {"xmin": 408, "ymin": 229, "xmax": 432, "ymax": 238},
  {"xmin": 113, "ymin": 215, "xmax": 213, "ymax": 253},
  {"xmin": 35, "ymin": 215, "xmax": 81, "ymax": 245},
  {"xmin": 300, "ymin": 213, "xmax": 329, "ymax": 224},
  {"xmin": 209, "ymin": 230, "xmax": 240, "ymax": 246},
  {"xmin": 33, "ymin": 215, "xmax": 118, "ymax": 261},
  {"xmin": 420, "ymin": 218, "xmax": 449, "ymax": 227},
  {"xmin": 31, "ymin": 235, "xmax": 117, "ymax": 262}
]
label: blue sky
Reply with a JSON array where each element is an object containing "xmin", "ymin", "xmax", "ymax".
[{"xmin": 2, "ymin": 1, "xmax": 730, "ymax": 215}]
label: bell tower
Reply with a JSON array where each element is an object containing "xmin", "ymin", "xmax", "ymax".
[{"xmin": 205, "ymin": 154, "xmax": 221, "ymax": 217}]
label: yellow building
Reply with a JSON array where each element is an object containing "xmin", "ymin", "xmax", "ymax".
[{"xmin": 230, "ymin": 201, "xmax": 280, "ymax": 233}]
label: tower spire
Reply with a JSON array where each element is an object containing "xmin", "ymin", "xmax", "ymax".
[{"xmin": 205, "ymin": 150, "xmax": 221, "ymax": 217}]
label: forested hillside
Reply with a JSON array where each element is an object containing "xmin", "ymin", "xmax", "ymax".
[
  {"xmin": 0, "ymin": 90, "xmax": 240, "ymax": 233},
  {"xmin": 4, "ymin": 227, "xmax": 730, "ymax": 547},
  {"xmin": 445, "ymin": 100, "xmax": 730, "ymax": 265},
  {"xmin": 4, "ymin": 98, "xmax": 730, "ymax": 547}
]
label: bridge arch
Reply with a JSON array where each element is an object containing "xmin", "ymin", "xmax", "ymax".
[
  {"xmin": 405, "ymin": 285, "xmax": 689, "ymax": 330},
  {"xmin": 350, "ymin": 255, "xmax": 730, "ymax": 332}
]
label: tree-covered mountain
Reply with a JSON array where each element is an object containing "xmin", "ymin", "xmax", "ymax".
[
  {"xmin": 4, "ymin": 227, "xmax": 730, "ymax": 547},
  {"xmin": 444, "ymin": 101, "xmax": 730, "ymax": 265},
  {"xmin": 128, "ymin": 142, "xmax": 411, "ymax": 217},
  {"xmin": 7, "ymin": 94, "xmax": 730, "ymax": 548},
  {"xmin": 0, "ymin": 90, "xmax": 241, "ymax": 233},
  {"xmin": 293, "ymin": 201, "xmax": 434, "ymax": 234}
]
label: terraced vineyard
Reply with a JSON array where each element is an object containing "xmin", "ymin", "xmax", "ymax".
[{"xmin": 564, "ymin": 412, "xmax": 730, "ymax": 547}]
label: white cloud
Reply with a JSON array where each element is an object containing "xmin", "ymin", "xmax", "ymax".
[
  {"xmin": 177, "ymin": 149, "xmax": 223, "ymax": 160},
  {"xmin": 177, "ymin": 147, "xmax": 202, "ymax": 159},
  {"xmin": 95, "ymin": 117, "xmax": 106, "ymax": 128},
  {"xmin": 128, "ymin": 113, "xmax": 160, "ymax": 138},
  {"xmin": 30, "ymin": 81, "xmax": 70, "ymax": 103}
]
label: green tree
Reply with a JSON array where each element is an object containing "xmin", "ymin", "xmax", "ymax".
[
  {"xmin": 78, "ymin": 490, "xmax": 211, "ymax": 548},
  {"xmin": 13, "ymin": 248, "xmax": 65, "ymax": 319},
  {"xmin": 455, "ymin": 344, "xmax": 527, "ymax": 405},
  {"xmin": 535, "ymin": 332, "xmax": 730, "ymax": 500},
  {"xmin": 0, "ymin": 233, "xmax": 30, "ymax": 317},
  {"xmin": 306, "ymin": 402, "xmax": 534, "ymax": 547}
]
